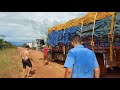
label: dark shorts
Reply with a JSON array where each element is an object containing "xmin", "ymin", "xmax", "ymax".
[{"xmin": 22, "ymin": 59, "xmax": 32, "ymax": 69}]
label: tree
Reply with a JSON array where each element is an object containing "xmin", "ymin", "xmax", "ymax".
[
  {"xmin": 0, "ymin": 34, "xmax": 6, "ymax": 40},
  {"xmin": 0, "ymin": 34, "xmax": 15, "ymax": 49}
]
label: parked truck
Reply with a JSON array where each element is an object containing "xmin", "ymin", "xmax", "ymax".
[
  {"xmin": 26, "ymin": 42, "xmax": 33, "ymax": 48},
  {"xmin": 47, "ymin": 12, "xmax": 120, "ymax": 77},
  {"xmin": 32, "ymin": 39, "xmax": 45, "ymax": 51}
]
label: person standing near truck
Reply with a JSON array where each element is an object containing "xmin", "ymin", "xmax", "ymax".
[
  {"xmin": 64, "ymin": 35, "xmax": 100, "ymax": 78},
  {"xmin": 43, "ymin": 45, "xmax": 49, "ymax": 65}
]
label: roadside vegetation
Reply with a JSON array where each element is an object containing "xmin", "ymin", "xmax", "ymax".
[{"xmin": 0, "ymin": 35, "xmax": 22, "ymax": 78}]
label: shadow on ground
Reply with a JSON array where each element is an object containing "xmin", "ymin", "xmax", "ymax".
[
  {"xmin": 101, "ymin": 66, "xmax": 120, "ymax": 78},
  {"xmin": 52, "ymin": 60, "xmax": 65, "ymax": 65},
  {"xmin": 30, "ymin": 70, "xmax": 36, "ymax": 75},
  {"xmin": 39, "ymin": 58, "xmax": 44, "ymax": 60}
]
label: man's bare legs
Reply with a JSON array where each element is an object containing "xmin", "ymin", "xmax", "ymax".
[
  {"xmin": 23, "ymin": 68, "xmax": 27, "ymax": 78},
  {"xmin": 27, "ymin": 67, "xmax": 32, "ymax": 77},
  {"xmin": 23, "ymin": 67, "xmax": 32, "ymax": 78},
  {"xmin": 44, "ymin": 59, "xmax": 49, "ymax": 65}
]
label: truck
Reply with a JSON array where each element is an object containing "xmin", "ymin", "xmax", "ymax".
[
  {"xmin": 26, "ymin": 42, "xmax": 33, "ymax": 49},
  {"xmin": 32, "ymin": 39, "xmax": 45, "ymax": 51},
  {"xmin": 47, "ymin": 12, "xmax": 120, "ymax": 77}
]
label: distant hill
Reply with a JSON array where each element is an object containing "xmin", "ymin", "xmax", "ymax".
[{"xmin": 10, "ymin": 41, "xmax": 27, "ymax": 46}]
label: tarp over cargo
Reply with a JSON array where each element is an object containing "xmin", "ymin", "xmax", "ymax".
[
  {"xmin": 81, "ymin": 16, "xmax": 112, "ymax": 38},
  {"xmin": 47, "ymin": 12, "xmax": 120, "ymax": 47},
  {"xmin": 82, "ymin": 12, "xmax": 120, "ymax": 48},
  {"xmin": 48, "ymin": 12, "xmax": 115, "ymax": 33},
  {"xmin": 48, "ymin": 26, "xmax": 80, "ymax": 47}
]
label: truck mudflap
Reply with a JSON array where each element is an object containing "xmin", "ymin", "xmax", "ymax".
[
  {"xmin": 95, "ymin": 49, "xmax": 120, "ymax": 77},
  {"xmin": 95, "ymin": 53, "xmax": 107, "ymax": 77}
]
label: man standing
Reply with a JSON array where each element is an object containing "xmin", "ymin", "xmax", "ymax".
[
  {"xmin": 64, "ymin": 35, "xmax": 100, "ymax": 78},
  {"xmin": 20, "ymin": 45, "xmax": 32, "ymax": 78}
]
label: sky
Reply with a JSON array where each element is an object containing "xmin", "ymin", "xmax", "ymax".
[{"xmin": 0, "ymin": 12, "xmax": 87, "ymax": 46}]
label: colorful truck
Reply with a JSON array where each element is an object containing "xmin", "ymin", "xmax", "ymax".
[{"xmin": 47, "ymin": 12, "xmax": 120, "ymax": 77}]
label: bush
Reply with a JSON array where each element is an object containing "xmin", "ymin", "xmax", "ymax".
[{"xmin": 0, "ymin": 39, "xmax": 16, "ymax": 49}]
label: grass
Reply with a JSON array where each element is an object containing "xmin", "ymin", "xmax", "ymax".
[{"xmin": 0, "ymin": 48, "xmax": 22, "ymax": 78}]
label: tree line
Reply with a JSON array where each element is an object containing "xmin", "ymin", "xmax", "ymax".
[{"xmin": 0, "ymin": 34, "xmax": 16, "ymax": 49}]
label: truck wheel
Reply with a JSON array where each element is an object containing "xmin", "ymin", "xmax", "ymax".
[{"xmin": 48, "ymin": 52, "xmax": 54, "ymax": 62}]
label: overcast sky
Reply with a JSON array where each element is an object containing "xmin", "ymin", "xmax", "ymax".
[{"xmin": 0, "ymin": 12, "xmax": 87, "ymax": 45}]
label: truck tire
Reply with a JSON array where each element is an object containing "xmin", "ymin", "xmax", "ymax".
[{"xmin": 48, "ymin": 52, "xmax": 53, "ymax": 61}]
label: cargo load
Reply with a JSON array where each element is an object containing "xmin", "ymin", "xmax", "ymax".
[{"xmin": 47, "ymin": 12, "xmax": 120, "ymax": 77}]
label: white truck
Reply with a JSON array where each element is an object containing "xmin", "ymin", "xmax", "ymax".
[
  {"xmin": 32, "ymin": 39, "xmax": 45, "ymax": 51},
  {"xmin": 26, "ymin": 42, "xmax": 33, "ymax": 48}
]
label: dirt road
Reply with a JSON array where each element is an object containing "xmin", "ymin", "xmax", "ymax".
[
  {"xmin": 16, "ymin": 47, "xmax": 120, "ymax": 78},
  {"xmin": 17, "ymin": 47, "xmax": 65, "ymax": 78}
]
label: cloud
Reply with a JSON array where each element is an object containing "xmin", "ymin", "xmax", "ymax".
[{"xmin": 0, "ymin": 12, "xmax": 87, "ymax": 44}]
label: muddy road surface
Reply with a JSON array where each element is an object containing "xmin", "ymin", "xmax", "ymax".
[
  {"xmin": 17, "ymin": 47, "xmax": 65, "ymax": 78},
  {"xmin": 16, "ymin": 47, "xmax": 120, "ymax": 78}
]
